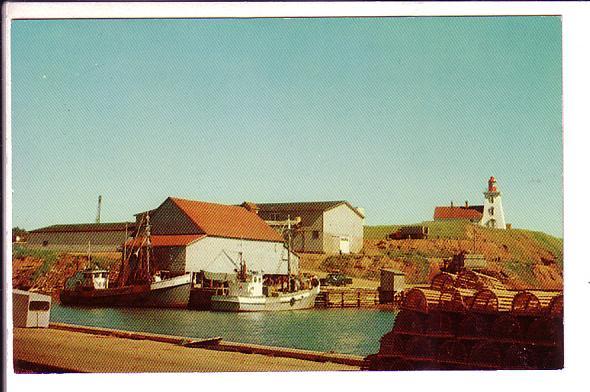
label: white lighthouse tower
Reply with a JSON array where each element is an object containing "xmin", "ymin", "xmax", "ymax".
[{"xmin": 480, "ymin": 176, "xmax": 506, "ymax": 229}]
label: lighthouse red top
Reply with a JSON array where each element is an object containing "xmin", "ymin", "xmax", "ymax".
[{"xmin": 488, "ymin": 176, "xmax": 497, "ymax": 192}]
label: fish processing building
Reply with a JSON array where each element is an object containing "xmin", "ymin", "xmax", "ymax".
[
  {"xmin": 251, "ymin": 201, "xmax": 365, "ymax": 255},
  {"xmin": 26, "ymin": 222, "xmax": 135, "ymax": 253},
  {"xmin": 133, "ymin": 197, "xmax": 298, "ymax": 276}
]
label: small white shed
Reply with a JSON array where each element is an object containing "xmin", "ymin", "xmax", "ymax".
[
  {"xmin": 379, "ymin": 269, "xmax": 406, "ymax": 304},
  {"xmin": 13, "ymin": 289, "xmax": 52, "ymax": 328}
]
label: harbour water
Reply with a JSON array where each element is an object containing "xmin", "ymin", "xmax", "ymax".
[{"xmin": 51, "ymin": 304, "xmax": 396, "ymax": 356}]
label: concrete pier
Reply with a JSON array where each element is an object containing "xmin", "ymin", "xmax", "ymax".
[{"xmin": 12, "ymin": 324, "xmax": 361, "ymax": 373}]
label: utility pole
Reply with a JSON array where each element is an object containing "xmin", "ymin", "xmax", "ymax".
[
  {"xmin": 95, "ymin": 195, "xmax": 102, "ymax": 224},
  {"xmin": 287, "ymin": 215, "xmax": 292, "ymax": 292}
]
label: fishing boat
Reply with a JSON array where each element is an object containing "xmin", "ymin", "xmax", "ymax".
[
  {"xmin": 59, "ymin": 268, "xmax": 151, "ymax": 306},
  {"xmin": 59, "ymin": 214, "xmax": 192, "ymax": 308},
  {"xmin": 210, "ymin": 264, "xmax": 320, "ymax": 312},
  {"xmin": 210, "ymin": 216, "xmax": 320, "ymax": 312}
]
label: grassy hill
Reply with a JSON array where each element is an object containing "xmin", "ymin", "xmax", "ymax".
[
  {"xmin": 365, "ymin": 221, "xmax": 471, "ymax": 241},
  {"xmin": 365, "ymin": 221, "xmax": 562, "ymax": 266},
  {"xmin": 314, "ymin": 221, "xmax": 563, "ymax": 289}
]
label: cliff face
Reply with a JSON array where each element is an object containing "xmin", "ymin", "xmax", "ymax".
[
  {"xmin": 302, "ymin": 222, "xmax": 562, "ymax": 290},
  {"xmin": 12, "ymin": 246, "xmax": 121, "ymax": 298}
]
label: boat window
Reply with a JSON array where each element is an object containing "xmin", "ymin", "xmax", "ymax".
[{"xmin": 29, "ymin": 301, "xmax": 50, "ymax": 311}]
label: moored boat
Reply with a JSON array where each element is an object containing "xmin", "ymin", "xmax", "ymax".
[
  {"xmin": 210, "ymin": 215, "xmax": 320, "ymax": 312},
  {"xmin": 210, "ymin": 268, "xmax": 320, "ymax": 312},
  {"xmin": 59, "ymin": 214, "xmax": 192, "ymax": 308},
  {"xmin": 59, "ymin": 268, "xmax": 151, "ymax": 306}
]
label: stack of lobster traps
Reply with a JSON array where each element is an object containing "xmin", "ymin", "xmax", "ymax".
[{"xmin": 365, "ymin": 270, "xmax": 563, "ymax": 370}]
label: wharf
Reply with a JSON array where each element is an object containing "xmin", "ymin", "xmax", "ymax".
[
  {"xmin": 315, "ymin": 287, "xmax": 381, "ymax": 308},
  {"xmin": 13, "ymin": 324, "xmax": 362, "ymax": 373}
]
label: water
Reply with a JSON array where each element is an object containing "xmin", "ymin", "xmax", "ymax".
[{"xmin": 51, "ymin": 304, "xmax": 396, "ymax": 356}]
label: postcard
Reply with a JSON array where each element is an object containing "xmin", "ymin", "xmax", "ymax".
[{"xmin": 5, "ymin": 1, "xmax": 582, "ymax": 385}]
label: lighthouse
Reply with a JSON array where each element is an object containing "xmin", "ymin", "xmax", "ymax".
[{"xmin": 480, "ymin": 176, "xmax": 506, "ymax": 229}]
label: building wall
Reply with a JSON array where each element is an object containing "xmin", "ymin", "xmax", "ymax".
[
  {"xmin": 185, "ymin": 237, "xmax": 299, "ymax": 275},
  {"xmin": 146, "ymin": 199, "xmax": 200, "ymax": 235},
  {"xmin": 152, "ymin": 246, "xmax": 186, "ymax": 275},
  {"xmin": 481, "ymin": 194, "xmax": 507, "ymax": 229},
  {"xmin": 322, "ymin": 204, "xmax": 364, "ymax": 254},
  {"xmin": 292, "ymin": 215, "xmax": 324, "ymax": 254},
  {"xmin": 26, "ymin": 231, "xmax": 127, "ymax": 253}
]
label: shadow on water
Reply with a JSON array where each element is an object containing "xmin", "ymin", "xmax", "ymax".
[{"xmin": 50, "ymin": 304, "xmax": 396, "ymax": 356}]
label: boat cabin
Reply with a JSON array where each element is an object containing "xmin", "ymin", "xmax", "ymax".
[
  {"xmin": 228, "ymin": 271, "xmax": 264, "ymax": 297},
  {"xmin": 65, "ymin": 269, "xmax": 110, "ymax": 290}
]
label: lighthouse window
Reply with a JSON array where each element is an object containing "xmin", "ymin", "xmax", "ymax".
[
  {"xmin": 490, "ymin": 197, "xmax": 494, "ymax": 203},
  {"xmin": 489, "ymin": 207, "xmax": 495, "ymax": 215}
]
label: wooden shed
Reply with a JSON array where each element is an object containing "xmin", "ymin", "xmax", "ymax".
[
  {"xmin": 13, "ymin": 289, "xmax": 51, "ymax": 328},
  {"xmin": 379, "ymin": 268, "xmax": 405, "ymax": 304}
]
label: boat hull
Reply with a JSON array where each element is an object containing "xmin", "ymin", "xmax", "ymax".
[
  {"xmin": 210, "ymin": 287, "xmax": 319, "ymax": 312},
  {"xmin": 59, "ymin": 285, "xmax": 151, "ymax": 307},
  {"xmin": 59, "ymin": 274, "xmax": 192, "ymax": 308},
  {"xmin": 144, "ymin": 274, "xmax": 192, "ymax": 308}
]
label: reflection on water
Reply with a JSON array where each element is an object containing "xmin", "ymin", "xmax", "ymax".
[{"xmin": 51, "ymin": 304, "xmax": 396, "ymax": 356}]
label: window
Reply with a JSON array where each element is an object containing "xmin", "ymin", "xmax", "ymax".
[
  {"xmin": 489, "ymin": 207, "xmax": 494, "ymax": 215},
  {"xmin": 29, "ymin": 301, "xmax": 50, "ymax": 311},
  {"xmin": 42, "ymin": 240, "xmax": 48, "ymax": 247},
  {"xmin": 312, "ymin": 231, "xmax": 319, "ymax": 239}
]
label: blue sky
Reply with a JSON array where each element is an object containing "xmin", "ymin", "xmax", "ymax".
[{"xmin": 11, "ymin": 17, "xmax": 562, "ymax": 236}]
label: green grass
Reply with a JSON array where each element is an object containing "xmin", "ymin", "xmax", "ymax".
[
  {"xmin": 13, "ymin": 245, "xmax": 60, "ymax": 280},
  {"xmin": 89, "ymin": 255, "xmax": 119, "ymax": 270},
  {"xmin": 504, "ymin": 259, "xmax": 539, "ymax": 287},
  {"xmin": 364, "ymin": 225, "xmax": 402, "ymax": 240},
  {"xmin": 522, "ymin": 230, "xmax": 563, "ymax": 268},
  {"xmin": 365, "ymin": 220, "xmax": 471, "ymax": 240}
]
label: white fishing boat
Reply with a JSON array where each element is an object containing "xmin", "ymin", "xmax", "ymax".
[
  {"xmin": 210, "ymin": 215, "xmax": 320, "ymax": 312},
  {"xmin": 210, "ymin": 267, "xmax": 320, "ymax": 312}
]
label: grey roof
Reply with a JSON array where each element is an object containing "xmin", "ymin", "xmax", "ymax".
[
  {"xmin": 255, "ymin": 200, "xmax": 364, "ymax": 226},
  {"xmin": 30, "ymin": 222, "xmax": 135, "ymax": 233},
  {"xmin": 256, "ymin": 201, "xmax": 347, "ymax": 212}
]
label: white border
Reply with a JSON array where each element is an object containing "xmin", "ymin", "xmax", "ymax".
[{"xmin": 3, "ymin": 2, "xmax": 589, "ymax": 392}]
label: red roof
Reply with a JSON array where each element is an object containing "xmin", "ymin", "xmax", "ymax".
[
  {"xmin": 126, "ymin": 234, "xmax": 205, "ymax": 248},
  {"xmin": 434, "ymin": 207, "xmax": 483, "ymax": 220},
  {"xmin": 170, "ymin": 197, "xmax": 284, "ymax": 242}
]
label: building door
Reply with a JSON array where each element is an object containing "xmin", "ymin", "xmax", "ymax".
[{"xmin": 339, "ymin": 237, "xmax": 350, "ymax": 254}]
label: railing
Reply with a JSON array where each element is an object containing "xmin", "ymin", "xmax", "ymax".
[{"xmin": 315, "ymin": 287, "xmax": 380, "ymax": 308}]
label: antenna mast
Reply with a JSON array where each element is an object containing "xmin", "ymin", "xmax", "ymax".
[
  {"xmin": 287, "ymin": 215, "xmax": 292, "ymax": 292},
  {"xmin": 95, "ymin": 195, "xmax": 102, "ymax": 224}
]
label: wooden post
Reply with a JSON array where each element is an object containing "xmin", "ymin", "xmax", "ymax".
[
  {"xmin": 357, "ymin": 290, "xmax": 361, "ymax": 307},
  {"xmin": 341, "ymin": 292, "xmax": 344, "ymax": 308}
]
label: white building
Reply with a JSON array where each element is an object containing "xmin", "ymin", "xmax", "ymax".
[
  {"xmin": 480, "ymin": 176, "xmax": 507, "ymax": 229},
  {"xmin": 134, "ymin": 197, "xmax": 298, "ymax": 276},
  {"xmin": 253, "ymin": 201, "xmax": 365, "ymax": 254}
]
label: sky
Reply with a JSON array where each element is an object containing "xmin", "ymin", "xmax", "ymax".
[{"xmin": 10, "ymin": 17, "xmax": 563, "ymax": 236}]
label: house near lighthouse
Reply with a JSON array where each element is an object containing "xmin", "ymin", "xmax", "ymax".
[{"xmin": 433, "ymin": 176, "xmax": 507, "ymax": 229}]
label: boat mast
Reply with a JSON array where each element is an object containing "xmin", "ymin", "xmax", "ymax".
[
  {"xmin": 145, "ymin": 213, "xmax": 151, "ymax": 278},
  {"xmin": 87, "ymin": 240, "xmax": 91, "ymax": 266},
  {"xmin": 287, "ymin": 215, "xmax": 291, "ymax": 292},
  {"xmin": 123, "ymin": 223, "xmax": 128, "ymax": 266}
]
